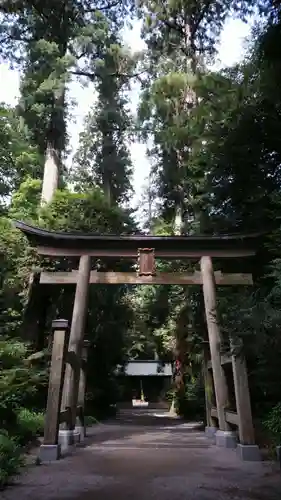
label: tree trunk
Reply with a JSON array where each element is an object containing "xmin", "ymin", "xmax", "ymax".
[
  {"xmin": 41, "ymin": 143, "xmax": 60, "ymax": 204},
  {"xmin": 169, "ymin": 394, "xmax": 177, "ymax": 416},
  {"xmin": 41, "ymin": 84, "xmax": 65, "ymax": 204}
]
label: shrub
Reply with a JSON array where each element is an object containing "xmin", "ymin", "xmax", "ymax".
[
  {"xmin": 263, "ymin": 402, "xmax": 281, "ymax": 445},
  {"xmin": 0, "ymin": 336, "xmax": 47, "ymax": 438},
  {"xmin": 171, "ymin": 377, "xmax": 205, "ymax": 420},
  {"xmin": 16, "ymin": 409, "xmax": 44, "ymax": 445},
  {"xmin": 0, "ymin": 431, "xmax": 23, "ymax": 489},
  {"xmin": 84, "ymin": 415, "xmax": 98, "ymax": 426}
]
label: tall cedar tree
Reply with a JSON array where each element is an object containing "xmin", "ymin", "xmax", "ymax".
[{"xmin": 71, "ymin": 31, "xmax": 134, "ymax": 205}]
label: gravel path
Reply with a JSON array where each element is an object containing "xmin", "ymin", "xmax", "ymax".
[{"xmin": 2, "ymin": 410, "xmax": 281, "ymax": 500}]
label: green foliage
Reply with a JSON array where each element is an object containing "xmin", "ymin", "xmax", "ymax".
[
  {"xmin": 263, "ymin": 403, "xmax": 281, "ymax": 445},
  {"xmin": 15, "ymin": 409, "xmax": 44, "ymax": 446},
  {"xmin": 0, "ymin": 0, "xmax": 134, "ymax": 173},
  {"xmin": 0, "ymin": 431, "xmax": 23, "ymax": 489},
  {"xmin": 70, "ymin": 18, "xmax": 136, "ymax": 206},
  {"xmin": 179, "ymin": 377, "xmax": 205, "ymax": 420},
  {"xmin": 179, "ymin": 378, "xmax": 205, "ymax": 419},
  {"xmin": 39, "ymin": 188, "xmax": 132, "ymax": 233},
  {"xmin": 0, "ymin": 104, "xmax": 42, "ymax": 212},
  {"xmin": 84, "ymin": 415, "xmax": 98, "ymax": 426},
  {"xmin": 0, "ymin": 337, "xmax": 47, "ymax": 437},
  {"xmin": 0, "ymin": 216, "xmax": 37, "ymax": 336},
  {"xmin": 9, "ymin": 177, "xmax": 42, "ymax": 222},
  {"xmin": 139, "ymin": 0, "xmax": 259, "ymax": 62},
  {"xmin": 0, "ymin": 332, "xmax": 43, "ymax": 487}
]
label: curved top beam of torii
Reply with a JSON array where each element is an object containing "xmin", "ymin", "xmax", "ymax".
[{"xmin": 14, "ymin": 220, "xmax": 264, "ymax": 259}]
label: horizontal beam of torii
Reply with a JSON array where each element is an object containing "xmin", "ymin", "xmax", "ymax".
[
  {"xmin": 40, "ymin": 270, "xmax": 253, "ymax": 286},
  {"xmin": 14, "ymin": 221, "xmax": 263, "ymax": 258}
]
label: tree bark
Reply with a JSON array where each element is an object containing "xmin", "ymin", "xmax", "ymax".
[{"xmin": 41, "ymin": 143, "xmax": 60, "ymax": 204}]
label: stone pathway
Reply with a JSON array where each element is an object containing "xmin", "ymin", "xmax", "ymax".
[{"xmin": 2, "ymin": 410, "xmax": 281, "ymax": 500}]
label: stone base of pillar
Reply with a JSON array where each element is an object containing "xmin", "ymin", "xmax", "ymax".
[
  {"xmin": 39, "ymin": 444, "xmax": 61, "ymax": 462},
  {"xmin": 215, "ymin": 430, "xmax": 237, "ymax": 449},
  {"xmin": 237, "ymin": 443, "xmax": 261, "ymax": 461},
  {"xmin": 75, "ymin": 425, "xmax": 86, "ymax": 443},
  {"xmin": 205, "ymin": 426, "xmax": 217, "ymax": 440},
  {"xmin": 59, "ymin": 429, "xmax": 80, "ymax": 453}
]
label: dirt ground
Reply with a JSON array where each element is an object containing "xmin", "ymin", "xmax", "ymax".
[{"xmin": 2, "ymin": 409, "xmax": 281, "ymax": 500}]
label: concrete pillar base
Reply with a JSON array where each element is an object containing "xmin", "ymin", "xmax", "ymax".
[
  {"xmin": 237, "ymin": 443, "xmax": 261, "ymax": 461},
  {"xmin": 215, "ymin": 430, "xmax": 237, "ymax": 449},
  {"xmin": 75, "ymin": 425, "xmax": 86, "ymax": 443},
  {"xmin": 39, "ymin": 444, "xmax": 61, "ymax": 462},
  {"xmin": 59, "ymin": 429, "xmax": 80, "ymax": 452},
  {"xmin": 205, "ymin": 426, "xmax": 217, "ymax": 440}
]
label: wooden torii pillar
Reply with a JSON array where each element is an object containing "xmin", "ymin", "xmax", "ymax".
[
  {"xmin": 75, "ymin": 339, "xmax": 90, "ymax": 442},
  {"xmin": 203, "ymin": 346, "xmax": 217, "ymax": 437},
  {"xmin": 201, "ymin": 256, "xmax": 260, "ymax": 459},
  {"xmin": 59, "ymin": 255, "xmax": 91, "ymax": 451},
  {"xmin": 231, "ymin": 337, "xmax": 260, "ymax": 460},
  {"xmin": 200, "ymin": 256, "xmax": 236, "ymax": 448},
  {"xmin": 39, "ymin": 319, "xmax": 69, "ymax": 461}
]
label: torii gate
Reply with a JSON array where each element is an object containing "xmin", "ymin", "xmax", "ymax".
[{"xmin": 15, "ymin": 220, "xmax": 262, "ymax": 462}]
